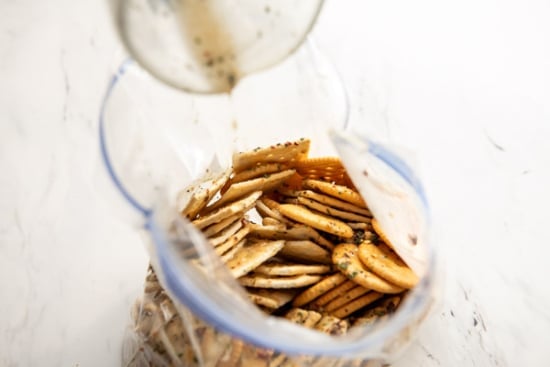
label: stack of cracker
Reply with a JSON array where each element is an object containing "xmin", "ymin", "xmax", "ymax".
[{"xmin": 128, "ymin": 139, "xmax": 419, "ymax": 367}]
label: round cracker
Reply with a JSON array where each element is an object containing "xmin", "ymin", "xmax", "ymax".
[
  {"xmin": 324, "ymin": 285, "xmax": 370, "ymax": 312},
  {"xmin": 332, "ymin": 244, "xmax": 403, "ymax": 294},
  {"xmin": 311, "ymin": 280, "xmax": 357, "ymax": 308},
  {"xmin": 292, "ymin": 273, "xmax": 347, "ymax": 307},
  {"xmin": 358, "ymin": 242, "xmax": 418, "ymax": 289},
  {"xmin": 255, "ymin": 200, "xmax": 293, "ymax": 225},
  {"xmin": 299, "ymin": 190, "xmax": 372, "ymax": 217},
  {"xmin": 303, "ymin": 179, "xmax": 366, "ymax": 208},
  {"xmin": 296, "ymin": 196, "xmax": 371, "ymax": 223},
  {"xmin": 278, "ymin": 204, "xmax": 353, "ymax": 239},
  {"xmin": 331, "ymin": 292, "xmax": 384, "ymax": 319}
]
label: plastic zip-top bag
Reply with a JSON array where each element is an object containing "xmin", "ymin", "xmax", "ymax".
[{"xmin": 99, "ymin": 9, "xmax": 440, "ymax": 363}]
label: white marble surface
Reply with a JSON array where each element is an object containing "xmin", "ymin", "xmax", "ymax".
[{"xmin": 1, "ymin": 0, "xmax": 550, "ymax": 366}]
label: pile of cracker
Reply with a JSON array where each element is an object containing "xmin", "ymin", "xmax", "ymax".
[{"xmin": 129, "ymin": 138, "xmax": 418, "ymax": 367}]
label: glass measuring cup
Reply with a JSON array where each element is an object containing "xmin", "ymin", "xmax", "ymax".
[{"xmin": 115, "ymin": 0, "xmax": 324, "ymax": 93}]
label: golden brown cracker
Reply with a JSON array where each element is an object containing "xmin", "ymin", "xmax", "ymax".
[
  {"xmin": 192, "ymin": 191, "xmax": 261, "ymax": 229},
  {"xmin": 209, "ymin": 219, "xmax": 244, "ymax": 246},
  {"xmin": 358, "ymin": 242, "xmax": 418, "ymax": 289},
  {"xmin": 247, "ymin": 289, "xmax": 298, "ymax": 309},
  {"xmin": 303, "ymin": 179, "xmax": 366, "ymax": 208},
  {"xmin": 249, "ymin": 224, "xmax": 334, "ymax": 251},
  {"xmin": 311, "ymin": 280, "xmax": 357, "ymax": 308},
  {"xmin": 285, "ymin": 308, "xmax": 323, "ymax": 329},
  {"xmin": 324, "ymin": 286, "xmax": 370, "ymax": 312},
  {"xmin": 278, "ymin": 204, "xmax": 354, "ymax": 239},
  {"xmin": 381, "ymin": 294, "xmax": 403, "ymax": 311},
  {"xmin": 226, "ymin": 240, "xmax": 285, "ymax": 278},
  {"xmin": 254, "ymin": 262, "xmax": 331, "ymax": 276},
  {"xmin": 347, "ymin": 222, "xmax": 371, "ymax": 230},
  {"xmin": 219, "ymin": 239, "xmax": 246, "ymax": 263},
  {"xmin": 233, "ymin": 139, "xmax": 310, "ymax": 171},
  {"xmin": 238, "ymin": 273, "xmax": 323, "ymax": 289},
  {"xmin": 275, "ymin": 186, "xmax": 301, "ymax": 198},
  {"xmin": 292, "ymin": 273, "xmax": 347, "ymax": 307},
  {"xmin": 212, "ymin": 170, "xmax": 296, "ymax": 209},
  {"xmin": 284, "ymin": 308, "xmax": 309, "ymax": 324},
  {"xmin": 299, "ymin": 190, "xmax": 371, "ymax": 217},
  {"xmin": 262, "ymin": 217, "xmax": 284, "ymax": 227},
  {"xmin": 214, "ymin": 225, "xmax": 250, "ymax": 256},
  {"xmin": 332, "ymin": 244, "xmax": 403, "ymax": 294},
  {"xmin": 292, "ymin": 157, "xmax": 351, "ymax": 187},
  {"xmin": 232, "ymin": 163, "xmax": 287, "ymax": 184},
  {"xmin": 303, "ymin": 310, "xmax": 324, "ymax": 328},
  {"xmin": 181, "ymin": 169, "xmax": 232, "ymax": 219},
  {"xmin": 279, "ymin": 240, "xmax": 332, "ymax": 265},
  {"xmin": 280, "ymin": 171, "xmax": 305, "ymax": 191},
  {"xmin": 293, "ymin": 156, "xmax": 343, "ymax": 169},
  {"xmin": 314, "ymin": 315, "xmax": 349, "ymax": 336},
  {"xmin": 261, "ymin": 197, "xmax": 283, "ymax": 210},
  {"xmin": 331, "ymin": 292, "xmax": 384, "ymax": 319},
  {"xmin": 256, "ymin": 200, "xmax": 293, "ymax": 225},
  {"xmin": 296, "ymin": 196, "xmax": 371, "ymax": 223},
  {"xmin": 203, "ymin": 214, "xmax": 242, "ymax": 238}
]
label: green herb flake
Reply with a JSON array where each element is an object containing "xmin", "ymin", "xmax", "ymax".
[{"xmin": 338, "ymin": 262, "xmax": 349, "ymax": 271}]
